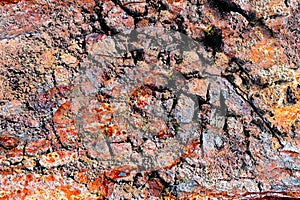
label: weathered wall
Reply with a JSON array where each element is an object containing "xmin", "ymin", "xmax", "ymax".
[{"xmin": 0, "ymin": 0, "xmax": 299, "ymax": 199}]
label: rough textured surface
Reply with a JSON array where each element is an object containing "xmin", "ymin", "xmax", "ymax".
[{"xmin": 0, "ymin": 0, "xmax": 300, "ymax": 199}]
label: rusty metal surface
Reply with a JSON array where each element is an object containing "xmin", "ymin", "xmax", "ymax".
[{"xmin": 0, "ymin": 0, "xmax": 299, "ymax": 199}]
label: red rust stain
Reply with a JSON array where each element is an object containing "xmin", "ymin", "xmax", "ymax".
[
  {"xmin": 25, "ymin": 139, "xmax": 51, "ymax": 156},
  {"xmin": 12, "ymin": 188, "xmax": 32, "ymax": 200},
  {"xmin": 1, "ymin": 171, "xmax": 10, "ymax": 175},
  {"xmin": 0, "ymin": 135, "xmax": 19, "ymax": 150},
  {"xmin": 6, "ymin": 148, "xmax": 23, "ymax": 159},
  {"xmin": 130, "ymin": 86, "xmax": 153, "ymax": 108},
  {"xmin": 242, "ymin": 191, "xmax": 300, "ymax": 200},
  {"xmin": 105, "ymin": 165, "xmax": 138, "ymax": 181},
  {"xmin": 103, "ymin": 124, "xmax": 119, "ymax": 137},
  {"xmin": 105, "ymin": 167, "xmax": 130, "ymax": 180},
  {"xmin": 280, "ymin": 150, "xmax": 300, "ymax": 157},
  {"xmin": 148, "ymin": 178, "xmax": 165, "ymax": 197},
  {"xmin": 53, "ymin": 99, "xmax": 79, "ymax": 147},
  {"xmin": 0, "ymin": 0, "xmax": 20, "ymax": 4},
  {"xmin": 183, "ymin": 138, "xmax": 201, "ymax": 156},
  {"xmin": 157, "ymin": 130, "xmax": 167, "ymax": 138},
  {"xmin": 53, "ymin": 100, "xmax": 72, "ymax": 123},
  {"xmin": 36, "ymin": 85, "xmax": 71, "ymax": 111},
  {"xmin": 2, "ymin": 179, "xmax": 7, "ymax": 185},
  {"xmin": 21, "ymin": 188, "xmax": 31, "ymax": 199},
  {"xmin": 44, "ymin": 174, "xmax": 56, "ymax": 182},
  {"xmin": 182, "ymin": 190, "xmax": 300, "ymax": 199},
  {"xmin": 26, "ymin": 174, "xmax": 34, "ymax": 182},
  {"xmin": 0, "ymin": 194, "xmax": 10, "ymax": 200}
]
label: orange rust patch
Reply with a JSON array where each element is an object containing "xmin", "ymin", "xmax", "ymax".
[
  {"xmin": 25, "ymin": 139, "xmax": 51, "ymax": 156},
  {"xmin": 58, "ymin": 185, "xmax": 81, "ymax": 199},
  {"xmin": 25, "ymin": 174, "xmax": 34, "ymax": 182},
  {"xmin": 0, "ymin": 0, "xmax": 20, "ymax": 4},
  {"xmin": 74, "ymin": 172, "xmax": 88, "ymax": 184},
  {"xmin": 44, "ymin": 174, "xmax": 56, "ymax": 182},
  {"xmin": 39, "ymin": 49, "xmax": 56, "ymax": 69},
  {"xmin": 53, "ymin": 99, "xmax": 79, "ymax": 146},
  {"xmin": 0, "ymin": 135, "xmax": 19, "ymax": 150},
  {"xmin": 87, "ymin": 177, "xmax": 112, "ymax": 197},
  {"xmin": 104, "ymin": 124, "xmax": 119, "ymax": 137},
  {"xmin": 248, "ymin": 38, "xmax": 287, "ymax": 69},
  {"xmin": 105, "ymin": 166, "xmax": 132, "ymax": 180},
  {"xmin": 36, "ymin": 85, "xmax": 71, "ymax": 112},
  {"xmin": 53, "ymin": 100, "xmax": 72, "ymax": 124},
  {"xmin": 270, "ymin": 101, "xmax": 300, "ymax": 126}
]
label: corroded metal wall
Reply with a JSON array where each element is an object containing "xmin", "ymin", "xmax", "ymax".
[{"xmin": 0, "ymin": 0, "xmax": 299, "ymax": 199}]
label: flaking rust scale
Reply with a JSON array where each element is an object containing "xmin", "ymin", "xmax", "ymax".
[{"xmin": 0, "ymin": 0, "xmax": 299, "ymax": 199}]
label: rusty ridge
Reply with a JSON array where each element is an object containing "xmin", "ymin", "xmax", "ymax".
[
  {"xmin": 119, "ymin": 0, "xmax": 145, "ymax": 2},
  {"xmin": 122, "ymin": 0, "xmax": 145, "ymax": 5},
  {"xmin": 241, "ymin": 191, "xmax": 300, "ymax": 199},
  {"xmin": 0, "ymin": 0, "xmax": 20, "ymax": 4},
  {"xmin": 0, "ymin": 0, "xmax": 34, "ymax": 4},
  {"xmin": 98, "ymin": 0, "xmax": 145, "ymax": 4},
  {"xmin": 184, "ymin": 190, "xmax": 300, "ymax": 199}
]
